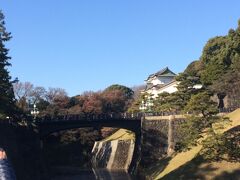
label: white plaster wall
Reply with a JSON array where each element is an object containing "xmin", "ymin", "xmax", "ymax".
[
  {"xmin": 148, "ymin": 82, "xmax": 178, "ymax": 98},
  {"xmin": 151, "ymin": 76, "xmax": 174, "ymax": 85},
  {"xmin": 151, "ymin": 78, "xmax": 163, "ymax": 85},
  {"xmin": 157, "ymin": 83, "xmax": 178, "ymax": 94},
  {"xmin": 146, "ymin": 83, "xmax": 177, "ymax": 98}
]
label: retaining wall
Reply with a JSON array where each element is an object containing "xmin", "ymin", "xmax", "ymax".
[
  {"xmin": 143, "ymin": 115, "xmax": 186, "ymax": 155},
  {"xmin": 91, "ymin": 139, "xmax": 135, "ymax": 171}
]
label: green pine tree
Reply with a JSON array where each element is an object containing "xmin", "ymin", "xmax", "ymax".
[{"xmin": 0, "ymin": 11, "xmax": 16, "ymax": 117}]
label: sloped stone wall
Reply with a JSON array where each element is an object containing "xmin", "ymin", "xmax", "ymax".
[{"xmin": 91, "ymin": 139, "xmax": 135, "ymax": 171}]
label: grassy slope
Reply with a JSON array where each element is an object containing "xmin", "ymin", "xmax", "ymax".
[
  {"xmin": 225, "ymin": 108, "xmax": 240, "ymax": 131},
  {"xmin": 101, "ymin": 128, "xmax": 135, "ymax": 142},
  {"xmin": 153, "ymin": 108, "xmax": 240, "ymax": 180}
]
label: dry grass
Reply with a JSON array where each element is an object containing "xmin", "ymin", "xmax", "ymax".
[
  {"xmin": 225, "ymin": 108, "xmax": 240, "ymax": 131},
  {"xmin": 154, "ymin": 145, "xmax": 202, "ymax": 179},
  {"xmin": 153, "ymin": 108, "xmax": 240, "ymax": 180},
  {"xmin": 101, "ymin": 128, "xmax": 135, "ymax": 142}
]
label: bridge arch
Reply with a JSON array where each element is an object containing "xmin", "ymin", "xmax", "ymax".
[
  {"xmin": 35, "ymin": 117, "xmax": 142, "ymax": 174},
  {"xmin": 36, "ymin": 118, "xmax": 141, "ymax": 139}
]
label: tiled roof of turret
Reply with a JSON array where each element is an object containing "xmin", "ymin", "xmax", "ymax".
[{"xmin": 146, "ymin": 67, "xmax": 176, "ymax": 81}]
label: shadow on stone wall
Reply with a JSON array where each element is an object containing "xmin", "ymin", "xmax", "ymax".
[{"xmin": 140, "ymin": 129, "xmax": 168, "ymax": 168}]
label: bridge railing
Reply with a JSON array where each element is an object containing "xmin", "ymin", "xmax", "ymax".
[
  {"xmin": 144, "ymin": 111, "xmax": 181, "ymax": 117},
  {"xmin": 32, "ymin": 105, "xmax": 240, "ymax": 123},
  {"xmin": 34, "ymin": 113, "xmax": 144, "ymax": 123}
]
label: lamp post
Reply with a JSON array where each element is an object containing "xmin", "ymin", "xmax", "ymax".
[
  {"xmin": 31, "ymin": 104, "xmax": 39, "ymax": 120},
  {"xmin": 139, "ymin": 100, "xmax": 147, "ymax": 117}
]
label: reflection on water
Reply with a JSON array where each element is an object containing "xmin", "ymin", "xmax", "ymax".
[{"xmin": 51, "ymin": 168, "xmax": 134, "ymax": 180}]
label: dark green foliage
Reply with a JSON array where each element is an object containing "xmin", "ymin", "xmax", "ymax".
[
  {"xmin": 184, "ymin": 92, "xmax": 218, "ymax": 117},
  {"xmin": 184, "ymin": 60, "xmax": 203, "ymax": 76},
  {"xmin": 36, "ymin": 98, "xmax": 50, "ymax": 111},
  {"xmin": 0, "ymin": 11, "xmax": 16, "ymax": 117},
  {"xmin": 175, "ymin": 20, "xmax": 240, "ymax": 161},
  {"xmin": 201, "ymin": 133, "xmax": 227, "ymax": 161},
  {"xmin": 104, "ymin": 84, "xmax": 134, "ymax": 99},
  {"xmin": 201, "ymin": 22, "xmax": 240, "ymax": 107},
  {"xmin": 153, "ymin": 92, "xmax": 171, "ymax": 112},
  {"xmin": 200, "ymin": 21, "xmax": 240, "ymax": 88},
  {"xmin": 164, "ymin": 72, "xmax": 202, "ymax": 111},
  {"xmin": 67, "ymin": 96, "xmax": 80, "ymax": 108},
  {"xmin": 200, "ymin": 125, "xmax": 240, "ymax": 161},
  {"xmin": 177, "ymin": 92, "xmax": 230, "ymax": 160},
  {"xmin": 200, "ymin": 36, "xmax": 230, "ymax": 86},
  {"xmin": 153, "ymin": 91, "xmax": 184, "ymax": 113},
  {"xmin": 176, "ymin": 116, "xmax": 203, "ymax": 149}
]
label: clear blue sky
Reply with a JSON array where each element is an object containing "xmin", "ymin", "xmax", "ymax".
[{"xmin": 1, "ymin": 1, "xmax": 240, "ymax": 96}]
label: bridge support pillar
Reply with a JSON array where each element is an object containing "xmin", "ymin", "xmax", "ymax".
[
  {"xmin": 167, "ymin": 115, "xmax": 175, "ymax": 156},
  {"xmin": 128, "ymin": 117, "xmax": 143, "ymax": 175}
]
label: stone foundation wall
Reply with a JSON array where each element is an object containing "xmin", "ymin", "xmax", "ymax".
[
  {"xmin": 91, "ymin": 139, "xmax": 135, "ymax": 171},
  {"xmin": 143, "ymin": 116, "xmax": 186, "ymax": 155}
]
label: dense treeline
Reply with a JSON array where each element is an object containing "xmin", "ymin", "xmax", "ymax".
[
  {"xmin": 0, "ymin": 9, "xmax": 138, "ymax": 121},
  {"xmin": 13, "ymin": 82, "xmax": 134, "ymax": 118}
]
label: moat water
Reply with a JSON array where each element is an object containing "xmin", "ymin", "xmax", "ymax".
[{"xmin": 51, "ymin": 167, "xmax": 135, "ymax": 180}]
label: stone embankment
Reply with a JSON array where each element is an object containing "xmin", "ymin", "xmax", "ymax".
[
  {"xmin": 143, "ymin": 115, "xmax": 186, "ymax": 155},
  {"xmin": 91, "ymin": 129, "xmax": 135, "ymax": 171},
  {"xmin": 91, "ymin": 116, "xmax": 186, "ymax": 172}
]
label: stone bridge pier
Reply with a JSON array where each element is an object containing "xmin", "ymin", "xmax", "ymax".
[{"xmin": 142, "ymin": 115, "xmax": 186, "ymax": 158}]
